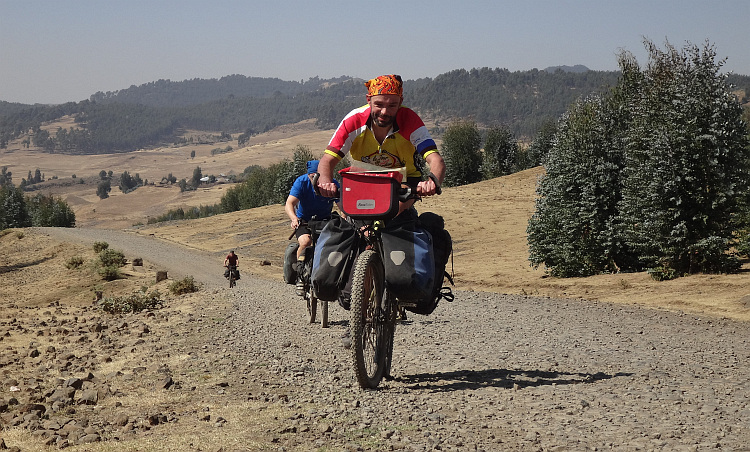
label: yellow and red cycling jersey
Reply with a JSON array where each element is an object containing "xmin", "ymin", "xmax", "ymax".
[{"xmin": 324, "ymin": 105, "xmax": 438, "ymax": 179}]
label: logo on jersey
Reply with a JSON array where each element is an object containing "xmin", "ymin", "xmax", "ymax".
[{"xmin": 362, "ymin": 151, "xmax": 403, "ymax": 168}]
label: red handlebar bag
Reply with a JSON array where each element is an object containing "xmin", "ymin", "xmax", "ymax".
[{"xmin": 339, "ymin": 168, "xmax": 403, "ymax": 220}]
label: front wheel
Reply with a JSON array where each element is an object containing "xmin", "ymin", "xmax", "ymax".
[{"xmin": 350, "ymin": 249, "xmax": 393, "ymax": 389}]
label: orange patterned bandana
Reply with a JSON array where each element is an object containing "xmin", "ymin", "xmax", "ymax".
[{"xmin": 365, "ymin": 74, "xmax": 403, "ymax": 97}]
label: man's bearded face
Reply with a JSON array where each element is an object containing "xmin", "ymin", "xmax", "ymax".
[{"xmin": 368, "ymin": 94, "xmax": 401, "ymax": 128}]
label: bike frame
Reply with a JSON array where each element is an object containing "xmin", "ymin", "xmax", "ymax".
[
  {"xmin": 298, "ymin": 218, "xmax": 329, "ymax": 328},
  {"xmin": 226, "ymin": 265, "xmax": 238, "ymax": 288}
]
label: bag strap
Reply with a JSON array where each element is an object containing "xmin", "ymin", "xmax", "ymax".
[{"xmin": 439, "ymin": 286, "xmax": 454, "ymax": 302}]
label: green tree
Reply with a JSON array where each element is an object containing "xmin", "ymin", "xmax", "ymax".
[
  {"xmin": 0, "ymin": 167, "xmax": 11, "ymax": 187},
  {"xmin": 528, "ymin": 39, "xmax": 750, "ymax": 280},
  {"xmin": 96, "ymin": 179, "xmax": 111, "ymax": 199},
  {"xmin": 190, "ymin": 166, "xmax": 203, "ymax": 189},
  {"xmin": 119, "ymin": 171, "xmax": 132, "ymax": 192},
  {"xmin": 527, "ymin": 94, "xmax": 631, "ymax": 277},
  {"xmin": 526, "ymin": 120, "xmax": 558, "ymax": 168},
  {"xmin": 0, "ymin": 185, "xmax": 31, "ymax": 229},
  {"xmin": 481, "ymin": 126, "xmax": 518, "ymax": 179},
  {"xmin": 619, "ymin": 40, "xmax": 750, "ymax": 278},
  {"xmin": 441, "ymin": 121, "xmax": 483, "ymax": 187},
  {"xmin": 27, "ymin": 194, "xmax": 76, "ymax": 227}
]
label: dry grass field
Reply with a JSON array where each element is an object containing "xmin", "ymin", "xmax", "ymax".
[{"xmin": 3, "ymin": 121, "xmax": 750, "ymax": 323}]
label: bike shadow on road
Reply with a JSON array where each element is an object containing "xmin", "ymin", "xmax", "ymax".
[{"xmin": 393, "ymin": 368, "xmax": 633, "ymax": 392}]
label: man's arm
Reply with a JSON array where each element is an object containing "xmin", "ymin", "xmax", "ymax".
[
  {"xmin": 285, "ymin": 195, "xmax": 301, "ymax": 229},
  {"xmin": 316, "ymin": 153, "xmax": 339, "ymax": 197},
  {"xmin": 417, "ymin": 152, "xmax": 446, "ymax": 196}
]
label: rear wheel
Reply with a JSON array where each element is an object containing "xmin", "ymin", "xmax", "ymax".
[
  {"xmin": 307, "ymin": 292, "xmax": 317, "ymax": 324},
  {"xmin": 350, "ymin": 249, "xmax": 391, "ymax": 389},
  {"xmin": 304, "ymin": 259, "xmax": 318, "ymax": 324}
]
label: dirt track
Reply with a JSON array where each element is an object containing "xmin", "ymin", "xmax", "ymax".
[{"xmin": 29, "ymin": 226, "xmax": 750, "ymax": 451}]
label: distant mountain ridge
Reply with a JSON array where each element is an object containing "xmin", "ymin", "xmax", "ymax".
[
  {"xmin": 1, "ymin": 68, "xmax": 748, "ymax": 154},
  {"xmin": 543, "ymin": 65, "xmax": 591, "ymax": 73},
  {"xmin": 88, "ymin": 74, "xmax": 358, "ymax": 108}
]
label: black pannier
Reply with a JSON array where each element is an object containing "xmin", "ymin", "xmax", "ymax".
[
  {"xmin": 283, "ymin": 241, "xmax": 299, "ymax": 284},
  {"xmin": 404, "ymin": 212, "xmax": 454, "ymax": 315},
  {"xmin": 311, "ymin": 214, "xmax": 358, "ymax": 301}
]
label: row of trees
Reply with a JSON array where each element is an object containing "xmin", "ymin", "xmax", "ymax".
[
  {"xmin": 526, "ymin": 40, "xmax": 750, "ymax": 280},
  {"xmin": 1, "ymin": 185, "xmax": 76, "ymax": 230},
  {"xmin": 219, "ymin": 146, "xmax": 316, "ymax": 212},
  {"xmin": 441, "ymin": 122, "xmax": 525, "ymax": 187},
  {"xmin": 95, "ymin": 169, "xmax": 148, "ymax": 199},
  {"xmin": 438, "ymin": 118, "xmax": 559, "ymax": 187}
]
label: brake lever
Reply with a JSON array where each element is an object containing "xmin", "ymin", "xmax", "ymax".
[{"xmin": 312, "ymin": 172, "xmax": 321, "ymax": 196}]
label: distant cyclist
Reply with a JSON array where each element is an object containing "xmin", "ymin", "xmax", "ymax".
[
  {"xmin": 224, "ymin": 250, "xmax": 239, "ymax": 280},
  {"xmin": 284, "ymin": 160, "xmax": 340, "ymax": 295}
]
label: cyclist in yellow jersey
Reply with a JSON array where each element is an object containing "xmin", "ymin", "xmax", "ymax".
[{"xmin": 316, "ymin": 74, "xmax": 445, "ymax": 215}]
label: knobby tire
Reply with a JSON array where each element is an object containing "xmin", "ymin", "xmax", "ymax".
[{"xmin": 350, "ymin": 249, "xmax": 392, "ymax": 389}]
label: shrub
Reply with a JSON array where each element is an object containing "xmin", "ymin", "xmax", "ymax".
[
  {"xmin": 93, "ymin": 241, "xmax": 109, "ymax": 253},
  {"xmin": 98, "ymin": 265, "xmax": 122, "ymax": 281},
  {"xmin": 98, "ymin": 249, "xmax": 126, "ymax": 267},
  {"xmin": 168, "ymin": 276, "xmax": 200, "ymax": 295},
  {"xmin": 98, "ymin": 289, "xmax": 164, "ymax": 314},
  {"xmin": 65, "ymin": 256, "xmax": 85, "ymax": 269}
]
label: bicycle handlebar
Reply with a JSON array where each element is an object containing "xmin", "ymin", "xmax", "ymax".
[{"xmin": 312, "ymin": 172, "xmax": 429, "ymax": 200}]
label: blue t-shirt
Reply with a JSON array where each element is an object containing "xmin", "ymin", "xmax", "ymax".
[{"xmin": 289, "ymin": 174, "xmax": 339, "ymax": 221}]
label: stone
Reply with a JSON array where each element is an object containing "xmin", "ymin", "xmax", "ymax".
[
  {"xmin": 113, "ymin": 413, "xmax": 129, "ymax": 426},
  {"xmin": 77, "ymin": 389, "xmax": 98, "ymax": 405}
]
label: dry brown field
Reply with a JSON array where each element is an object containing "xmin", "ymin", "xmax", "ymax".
[{"xmin": 3, "ymin": 121, "xmax": 750, "ymax": 323}]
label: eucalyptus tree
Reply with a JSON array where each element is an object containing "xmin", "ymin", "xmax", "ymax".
[
  {"xmin": 481, "ymin": 126, "xmax": 518, "ymax": 179},
  {"xmin": 441, "ymin": 121, "xmax": 483, "ymax": 187},
  {"xmin": 619, "ymin": 40, "xmax": 750, "ymax": 278}
]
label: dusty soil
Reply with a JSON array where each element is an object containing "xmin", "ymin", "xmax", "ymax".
[
  {"xmin": 2, "ymin": 124, "xmax": 750, "ymax": 450},
  {"xmin": 2, "ymin": 226, "xmax": 750, "ymax": 451}
]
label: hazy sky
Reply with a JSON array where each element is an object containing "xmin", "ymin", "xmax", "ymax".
[{"xmin": 1, "ymin": 0, "xmax": 748, "ymax": 105}]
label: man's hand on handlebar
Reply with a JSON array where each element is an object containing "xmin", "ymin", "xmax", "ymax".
[
  {"xmin": 416, "ymin": 173, "xmax": 442, "ymax": 197},
  {"xmin": 290, "ymin": 217, "xmax": 300, "ymax": 229},
  {"xmin": 314, "ymin": 173, "xmax": 339, "ymax": 198}
]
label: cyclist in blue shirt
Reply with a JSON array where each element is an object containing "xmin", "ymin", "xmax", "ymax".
[{"xmin": 284, "ymin": 160, "xmax": 341, "ymax": 294}]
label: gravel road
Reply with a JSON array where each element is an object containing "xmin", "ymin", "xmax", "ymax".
[{"xmin": 38, "ymin": 227, "xmax": 750, "ymax": 451}]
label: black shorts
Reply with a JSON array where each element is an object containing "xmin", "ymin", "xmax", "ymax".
[
  {"xmin": 294, "ymin": 218, "xmax": 329, "ymax": 240},
  {"xmin": 294, "ymin": 222, "xmax": 313, "ymax": 239}
]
